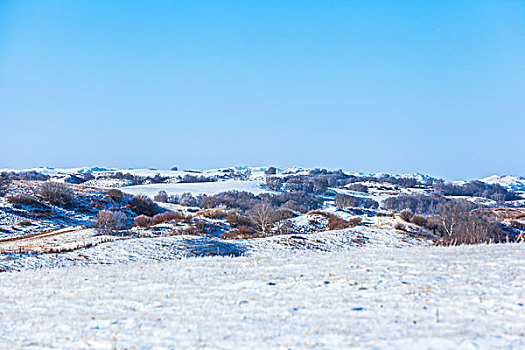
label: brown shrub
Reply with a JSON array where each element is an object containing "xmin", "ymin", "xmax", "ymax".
[
  {"xmin": 376, "ymin": 212, "xmax": 394, "ymax": 217},
  {"xmin": 107, "ymin": 189, "xmax": 123, "ymax": 201},
  {"xmin": 327, "ymin": 215, "xmax": 352, "ymax": 230},
  {"xmin": 197, "ymin": 208, "xmax": 226, "ymax": 219},
  {"xmin": 133, "ymin": 215, "xmax": 152, "ymax": 228},
  {"xmin": 225, "ymin": 212, "xmax": 252, "ymax": 227},
  {"xmin": 308, "ymin": 210, "xmax": 361, "ymax": 230},
  {"xmin": 177, "ymin": 225, "xmax": 197, "ymax": 236},
  {"xmin": 399, "ymin": 209, "xmax": 414, "ymax": 222},
  {"xmin": 195, "ymin": 220, "xmax": 207, "ymax": 232},
  {"xmin": 394, "ymin": 222, "xmax": 406, "ymax": 231},
  {"xmin": 221, "ymin": 226, "xmax": 264, "ymax": 239},
  {"xmin": 18, "ymin": 220, "xmax": 34, "ymax": 226},
  {"xmin": 348, "ymin": 217, "xmax": 363, "ymax": 226},
  {"xmin": 7, "ymin": 195, "xmax": 44, "ymax": 208},
  {"xmin": 411, "ymin": 214, "xmax": 428, "ymax": 227},
  {"xmin": 151, "ymin": 211, "xmax": 185, "ymax": 225}
]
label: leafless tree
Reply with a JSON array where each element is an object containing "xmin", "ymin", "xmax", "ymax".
[{"xmin": 248, "ymin": 202, "xmax": 277, "ymax": 234}]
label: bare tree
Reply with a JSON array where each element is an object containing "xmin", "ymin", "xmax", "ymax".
[{"xmin": 248, "ymin": 202, "xmax": 277, "ymax": 234}]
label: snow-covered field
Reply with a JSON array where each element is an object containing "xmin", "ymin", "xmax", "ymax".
[
  {"xmin": 1, "ymin": 244, "xmax": 523, "ymax": 349},
  {"xmin": 119, "ymin": 179, "xmax": 270, "ymax": 197}
]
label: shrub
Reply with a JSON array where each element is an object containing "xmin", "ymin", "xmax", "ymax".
[
  {"xmin": 394, "ymin": 222, "xmax": 406, "ymax": 231},
  {"xmin": 225, "ymin": 212, "xmax": 252, "ymax": 228},
  {"xmin": 39, "ymin": 182, "xmax": 76, "ymax": 207},
  {"xmin": 221, "ymin": 225, "xmax": 264, "ymax": 239},
  {"xmin": 133, "ymin": 215, "xmax": 152, "ymax": 228},
  {"xmin": 411, "ymin": 214, "xmax": 428, "ymax": 227},
  {"xmin": 152, "ymin": 211, "xmax": 185, "ymax": 225},
  {"xmin": 154, "ymin": 190, "xmax": 168, "ymax": 203},
  {"xmin": 327, "ymin": 215, "xmax": 352, "ymax": 230},
  {"xmin": 107, "ymin": 189, "xmax": 123, "ymax": 201},
  {"xmin": 129, "ymin": 195, "xmax": 159, "ymax": 217},
  {"xmin": 18, "ymin": 220, "xmax": 34, "ymax": 226},
  {"xmin": 197, "ymin": 208, "xmax": 226, "ymax": 219},
  {"xmin": 7, "ymin": 195, "xmax": 44, "ymax": 208},
  {"xmin": 348, "ymin": 217, "xmax": 363, "ymax": 226},
  {"xmin": 399, "ymin": 209, "xmax": 414, "ymax": 222},
  {"xmin": 179, "ymin": 192, "xmax": 199, "ymax": 207},
  {"xmin": 94, "ymin": 210, "xmax": 128, "ymax": 233}
]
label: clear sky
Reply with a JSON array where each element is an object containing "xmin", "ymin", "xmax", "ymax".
[{"xmin": 1, "ymin": 1, "xmax": 524, "ymax": 180}]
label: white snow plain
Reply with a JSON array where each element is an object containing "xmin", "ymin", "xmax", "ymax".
[
  {"xmin": 1, "ymin": 243, "xmax": 524, "ymax": 349},
  {"xmin": 119, "ymin": 179, "xmax": 270, "ymax": 198}
]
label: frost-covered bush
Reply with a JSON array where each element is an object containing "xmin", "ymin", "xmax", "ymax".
[
  {"xmin": 133, "ymin": 215, "xmax": 152, "ymax": 228},
  {"xmin": 94, "ymin": 210, "xmax": 128, "ymax": 233},
  {"xmin": 39, "ymin": 182, "xmax": 76, "ymax": 208}
]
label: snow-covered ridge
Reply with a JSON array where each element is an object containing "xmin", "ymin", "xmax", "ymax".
[{"xmin": 480, "ymin": 175, "xmax": 525, "ymax": 192}]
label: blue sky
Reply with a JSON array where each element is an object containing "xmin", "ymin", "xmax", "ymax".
[{"xmin": 0, "ymin": 1, "xmax": 524, "ymax": 180}]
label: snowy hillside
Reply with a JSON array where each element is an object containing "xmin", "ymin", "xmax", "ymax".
[{"xmin": 480, "ymin": 175, "xmax": 525, "ymax": 192}]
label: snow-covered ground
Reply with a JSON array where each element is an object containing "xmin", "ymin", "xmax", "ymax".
[
  {"xmin": 0, "ymin": 244, "xmax": 523, "ymax": 349},
  {"xmin": 119, "ymin": 179, "xmax": 270, "ymax": 197}
]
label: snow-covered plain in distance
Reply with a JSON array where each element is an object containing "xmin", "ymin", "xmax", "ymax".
[
  {"xmin": 0, "ymin": 244, "xmax": 523, "ymax": 349},
  {"xmin": 119, "ymin": 179, "xmax": 271, "ymax": 197}
]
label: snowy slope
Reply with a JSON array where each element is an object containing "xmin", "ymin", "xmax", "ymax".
[
  {"xmin": 0, "ymin": 244, "xmax": 523, "ymax": 349},
  {"xmin": 480, "ymin": 175, "xmax": 525, "ymax": 192}
]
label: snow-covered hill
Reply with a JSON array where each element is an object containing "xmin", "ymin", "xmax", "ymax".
[{"xmin": 480, "ymin": 175, "xmax": 525, "ymax": 192}]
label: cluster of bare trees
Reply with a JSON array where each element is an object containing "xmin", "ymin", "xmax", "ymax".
[
  {"xmin": 334, "ymin": 193, "xmax": 379, "ymax": 209},
  {"xmin": 398, "ymin": 200, "xmax": 503, "ymax": 245}
]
